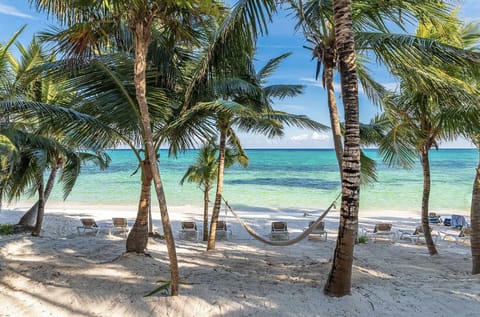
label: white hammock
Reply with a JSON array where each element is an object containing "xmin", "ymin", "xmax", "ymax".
[{"xmin": 222, "ymin": 194, "xmax": 339, "ymax": 246}]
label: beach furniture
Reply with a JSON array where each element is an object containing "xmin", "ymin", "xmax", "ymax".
[
  {"xmin": 451, "ymin": 215, "xmax": 467, "ymax": 229},
  {"xmin": 270, "ymin": 221, "xmax": 289, "ymax": 240},
  {"xmin": 441, "ymin": 227, "xmax": 471, "ymax": 244},
  {"xmin": 428, "ymin": 212, "xmax": 443, "ymax": 225},
  {"xmin": 179, "ymin": 221, "xmax": 198, "ymax": 240},
  {"xmin": 368, "ymin": 223, "xmax": 396, "ymax": 243},
  {"xmin": 305, "ymin": 221, "xmax": 327, "ymax": 241},
  {"xmin": 111, "ymin": 217, "xmax": 130, "ymax": 237},
  {"xmin": 77, "ymin": 218, "xmax": 99, "ymax": 235},
  {"xmin": 399, "ymin": 225, "xmax": 438, "ymax": 244},
  {"xmin": 215, "ymin": 220, "xmax": 232, "ymax": 240}
]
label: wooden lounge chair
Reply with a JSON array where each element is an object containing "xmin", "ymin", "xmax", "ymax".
[
  {"xmin": 215, "ymin": 220, "xmax": 232, "ymax": 240},
  {"xmin": 270, "ymin": 221, "xmax": 289, "ymax": 240},
  {"xmin": 441, "ymin": 227, "xmax": 471, "ymax": 244},
  {"xmin": 111, "ymin": 217, "xmax": 130, "ymax": 237},
  {"xmin": 77, "ymin": 218, "xmax": 99, "ymax": 235},
  {"xmin": 305, "ymin": 221, "xmax": 327, "ymax": 241},
  {"xmin": 179, "ymin": 221, "xmax": 198, "ymax": 240},
  {"xmin": 369, "ymin": 223, "xmax": 396, "ymax": 243}
]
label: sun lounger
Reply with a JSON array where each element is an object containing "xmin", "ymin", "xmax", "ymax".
[
  {"xmin": 77, "ymin": 218, "xmax": 99, "ymax": 235},
  {"xmin": 428, "ymin": 212, "xmax": 443, "ymax": 225},
  {"xmin": 369, "ymin": 223, "xmax": 396, "ymax": 243},
  {"xmin": 270, "ymin": 221, "xmax": 289, "ymax": 240},
  {"xmin": 111, "ymin": 217, "xmax": 130, "ymax": 237},
  {"xmin": 305, "ymin": 221, "xmax": 327, "ymax": 241},
  {"xmin": 441, "ymin": 227, "xmax": 471, "ymax": 244},
  {"xmin": 179, "ymin": 221, "xmax": 198, "ymax": 240},
  {"xmin": 215, "ymin": 220, "xmax": 232, "ymax": 240},
  {"xmin": 399, "ymin": 225, "xmax": 438, "ymax": 244}
]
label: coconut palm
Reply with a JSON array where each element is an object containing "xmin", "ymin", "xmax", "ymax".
[
  {"xmin": 472, "ymin": 136, "xmax": 480, "ymax": 274},
  {"xmin": 180, "ymin": 138, "xmax": 248, "ymax": 241},
  {"xmin": 289, "ymin": 0, "xmax": 465, "ymax": 180},
  {"xmin": 183, "ymin": 52, "xmax": 327, "ymax": 251},
  {"xmin": 0, "ymin": 125, "xmax": 110, "ymax": 236},
  {"xmin": 321, "ymin": 0, "xmax": 361, "ymax": 297},
  {"xmin": 0, "ymin": 34, "xmax": 112, "ymax": 234},
  {"xmin": 30, "ymin": 0, "xmax": 225, "ymax": 295},
  {"xmin": 377, "ymin": 15, "xmax": 480, "ymax": 257}
]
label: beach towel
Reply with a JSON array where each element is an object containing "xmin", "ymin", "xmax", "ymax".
[{"xmin": 451, "ymin": 215, "xmax": 467, "ymax": 228}]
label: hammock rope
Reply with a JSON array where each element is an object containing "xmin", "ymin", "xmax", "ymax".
[{"xmin": 222, "ymin": 193, "xmax": 340, "ymax": 246}]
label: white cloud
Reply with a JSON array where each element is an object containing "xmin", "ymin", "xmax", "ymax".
[
  {"xmin": 0, "ymin": 4, "xmax": 34, "ymax": 19},
  {"xmin": 291, "ymin": 132, "xmax": 329, "ymax": 142}
]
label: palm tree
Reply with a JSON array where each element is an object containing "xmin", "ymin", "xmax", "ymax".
[
  {"xmin": 472, "ymin": 136, "xmax": 480, "ymax": 274},
  {"xmin": 0, "ymin": 125, "xmax": 110, "ymax": 236},
  {"xmin": 290, "ymin": 0, "xmax": 465, "ymax": 181},
  {"xmin": 180, "ymin": 138, "xmax": 248, "ymax": 241},
  {"xmin": 30, "ymin": 0, "xmax": 223, "ymax": 295},
  {"xmin": 377, "ymin": 15, "xmax": 480, "ymax": 257},
  {"xmin": 0, "ymin": 34, "xmax": 112, "ymax": 234},
  {"xmin": 186, "ymin": 53, "xmax": 326, "ymax": 251},
  {"xmin": 323, "ymin": 0, "xmax": 360, "ymax": 297}
]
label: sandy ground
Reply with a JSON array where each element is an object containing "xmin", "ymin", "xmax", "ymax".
[{"xmin": 0, "ymin": 204, "xmax": 479, "ymax": 317}]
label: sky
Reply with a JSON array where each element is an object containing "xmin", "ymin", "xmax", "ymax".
[{"xmin": 0, "ymin": 0, "xmax": 478, "ymax": 149}]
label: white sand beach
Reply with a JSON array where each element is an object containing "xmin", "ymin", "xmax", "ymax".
[{"xmin": 0, "ymin": 204, "xmax": 478, "ymax": 317}]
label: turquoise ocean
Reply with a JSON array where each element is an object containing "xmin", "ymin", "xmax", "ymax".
[{"xmin": 32, "ymin": 149, "xmax": 478, "ymax": 213}]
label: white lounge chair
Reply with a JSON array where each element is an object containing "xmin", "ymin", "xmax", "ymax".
[
  {"xmin": 179, "ymin": 221, "xmax": 198, "ymax": 240},
  {"xmin": 270, "ymin": 221, "xmax": 289, "ymax": 240},
  {"xmin": 111, "ymin": 217, "xmax": 130, "ymax": 237},
  {"xmin": 305, "ymin": 221, "xmax": 327, "ymax": 241},
  {"xmin": 369, "ymin": 223, "xmax": 396, "ymax": 243},
  {"xmin": 399, "ymin": 225, "xmax": 438, "ymax": 244},
  {"xmin": 77, "ymin": 218, "xmax": 99, "ymax": 235},
  {"xmin": 441, "ymin": 227, "xmax": 471, "ymax": 244},
  {"xmin": 215, "ymin": 220, "xmax": 232, "ymax": 240}
]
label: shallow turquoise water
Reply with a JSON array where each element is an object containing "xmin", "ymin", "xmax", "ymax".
[{"xmin": 35, "ymin": 149, "xmax": 478, "ymax": 212}]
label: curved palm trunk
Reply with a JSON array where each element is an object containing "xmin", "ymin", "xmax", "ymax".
[
  {"xmin": 133, "ymin": 19, "xmax": 179, "ymax": 296},
  {"xmin": 31, "ymin": 174, "xmax": 45, "ymax": 237},
  {"xmin": 471, "ymin": 153, "xmax": 480, "ymax": 274},
  {"xmin": 324, "ymin": 50, "xmax": 343, "ymax": 176},
  {"xmin": 420, "ymin": 146, "xmax": 438, "ymax": 255},
  {"xmin": 17, "ymin": 162, "xmax": 60, "ymax": 229},
  {"xmin": 127, "ymin": 160, "xmax": 152, "ymax": 252},
  {"xmin": 203, "ymin": 184, "xmax": 211, "ymax": 241},
  {"xmin": 324, "ymin": 0, "xmax": 361, "ymax": 297},
  {"xmin": 207, "ymin": 130, "xmax": 226, "ymax": 251}
]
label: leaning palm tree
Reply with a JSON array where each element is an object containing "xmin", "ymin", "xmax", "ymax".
[
  {"xmin": 30, "ymin": 0, "xmax": 223, "ymax": 295},
  {"xmin": 0, "ymin": 125, "xmax": 110, "ymax": 236},
  {"xmin": 180, "ymin": 138, "xmax": 248, "ymax": 241},
  {"xmin": 377, "ymin": 15, "xmax": 480, "ymax": 257}
]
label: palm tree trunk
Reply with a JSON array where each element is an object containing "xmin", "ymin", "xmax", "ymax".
[
  {"xmin": 324, "ymin": 51, "xmax": 343, "ymax": 177},
  {"xmin": 127, "ymin": 160, "xmax": 152, "ymax": 252},
  {"xmin": 31, "ymin": 174, "xmax": 45, "ymax": 237},
  {"xmin": 207, "ymin": 130, "xmax": 226, "ymax": 251},
  {"xmin": 132, "ymin": 19, "xmax": 179, "ymax": 296},
  {"xmin": 203, "ymin": 184, "xmax": 211, "ymax": 241},
  {"xmin": 17, "ymin": 160, "xmax": 61, "ymax": 230},
  {"xmin": 324, "ymin": 0, "xmax": 361, "ymax": 297},
  {"xmin": 471, "ymin": 152, "xmax": 480, "ymax": 274},
  {"xmin": 420, "ymin": 146, "xmax": 438, "ymax": 255}
]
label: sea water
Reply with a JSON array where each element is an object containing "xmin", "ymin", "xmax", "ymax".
[{"xmin": 20, "ymin": 149, "xmax": 479, "ymax": 213}]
